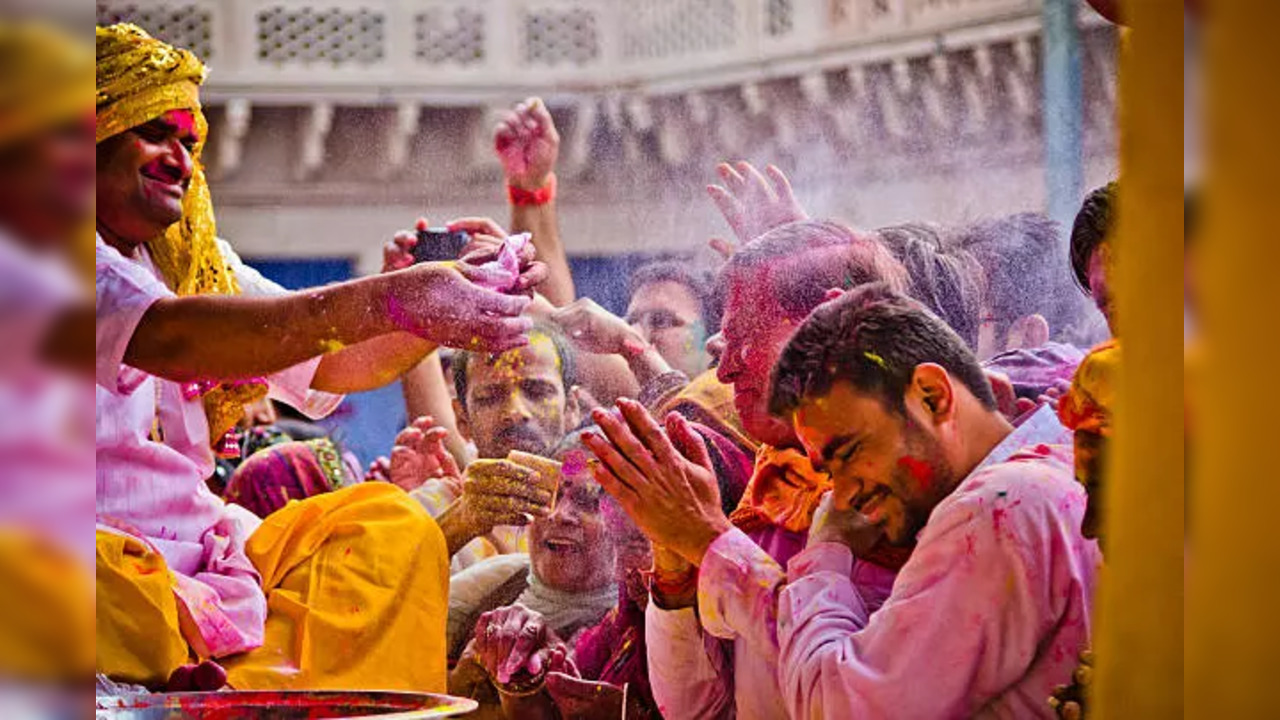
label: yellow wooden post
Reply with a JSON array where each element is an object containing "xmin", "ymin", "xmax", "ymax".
[
  {"xmin": 1091, "ymin": 3, "xmax": 1183, "ymax": 719},
  {"xmin": 1186, "ymin": 3, "xmax": 1280, "ymax": 718}
]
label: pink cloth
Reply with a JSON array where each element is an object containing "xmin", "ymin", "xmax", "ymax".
[
  {"xmin": 468, "ymin": 232, "xmax": 530, "ymax": 292},
  {"xmin": 95, "ymin": 235, "xmax": 342, "ymax": 659},
  {"xmin": 775, "ymin": 410, "xmax": 1099, "ymax": 719},
  {"xmin": 0, "ymin": 230, "xmax": 95, "ymax": 564},
  {"xmin": 647, "ymin": 406, "xmax": 1076, "ymax": 720},
  {"xmin": 646, "ymin": 491, "xmax": 896, "ymax": 720}
]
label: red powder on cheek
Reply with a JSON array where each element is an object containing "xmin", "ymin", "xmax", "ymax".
[{"xmin": 897, "ymin": 455, "xmax": 935, "ymax": 488}]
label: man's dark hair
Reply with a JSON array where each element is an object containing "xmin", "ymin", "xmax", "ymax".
[
  {"xmin": 629, "ymin": 260, "xmax": 721, "ymax": 331},
  {"xmin": 719, "ymin": 219, "xmax": 909, "ymax": 318},
  {"xmin": 875, "ymin": 222, "xmax": 985, "ymax": 351},
  {"xmin": 453, "ymin": 322, "xmax": 577, "ymax": 410},
  {"xmin": 953, "ymin": 212, "xmax": 1080, "ymax": 343},
  {"xmin": 768, "ymin": 284, "xmax": 997, "ymax": 419},
  {"xmin": 1069, "ymin": 182, "xmax": 1117, "ymax": 292}
]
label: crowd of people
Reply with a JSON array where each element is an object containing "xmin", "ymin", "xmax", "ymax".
[{"xmin": 0, "ymin": 16, "xmax": 1134, "ymax": 720}]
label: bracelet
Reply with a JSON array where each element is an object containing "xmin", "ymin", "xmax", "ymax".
[{"xmin": 507, "ymin": 172, "xmax": 556, "ymax": 206}]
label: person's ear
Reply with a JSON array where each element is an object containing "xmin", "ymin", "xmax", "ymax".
[
  {"xmin": 904, "ymin": 363, "xmax": 956, "ymax": 425},
  {"xmin": 452, "ymin": 397, "xmax": 473, "ymax": 444},
  {"xmin": 564, "ymin": 385, "xmax": 583, "ymax": 430},
  {"xmin": 1004, "ymin": 314, "xmax": 1049, "ymax": 351}
]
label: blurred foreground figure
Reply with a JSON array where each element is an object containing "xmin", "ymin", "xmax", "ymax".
[
  {"xmin": 761, "ymin": 286, "xmax": 1099, "ymax": 718},
  {"xmin": 0, "ymin": 20, "xmax": 95, "ymax": 685},
  {"xmin": 93, "ymin": 24, "xmax": 542, "ymax": 692}
]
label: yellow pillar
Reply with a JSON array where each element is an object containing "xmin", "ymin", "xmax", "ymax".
[
  {"xmin": 1092, "ymin": 3, "xmax": 1183, "ymax": 719},
  {"xmin": 1186, "ymin": 3, "xmax": 1280, "ymax": 718}
]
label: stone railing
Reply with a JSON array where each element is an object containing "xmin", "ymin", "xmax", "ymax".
[{"xmin": 95, "ymin": 0, "xmax": 1082, "ymax": 101}]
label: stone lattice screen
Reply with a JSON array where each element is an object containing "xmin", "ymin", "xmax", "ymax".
[
  {"xmin": 620, "ymin": 0, "xmax": 738, "ymax": 61},
  {"xmin": 253, "ymin": 6, "xmax": 385, "ymax": 65},
  {"xmin": 415, "ymin": 4, "xmax": 486, "ymax": 66},
  {"xmin": 96, "ymin": 1, "xmax": 214, "ymax": 59}
]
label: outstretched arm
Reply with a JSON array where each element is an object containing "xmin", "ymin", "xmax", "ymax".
[{"xmin": 117, "ymin": 262, "xmax": 531, "ymax": 385}]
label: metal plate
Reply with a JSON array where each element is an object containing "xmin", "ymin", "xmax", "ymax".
[{"xmin": 95, "ymin": 690, "xmax": 479, "ymax": 719}]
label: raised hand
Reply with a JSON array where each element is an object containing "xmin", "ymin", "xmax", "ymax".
[
  {"xmin": 386, "ymin": 415, "xmax": 462, "ymax": 492},
  {"xmin": 549, "ymin": 297, "xmax": 648, "ymax": 357},
  {"xmin": 582, "ymin": 398, "xmax": 730, "ymax": 567},
  {"xmin": 495, "ymin": 97, "xmax": 560, "ymax": 190},
  {"xmin": 706, "ymin": 161, "xmax": 808, "ymax": 253},
  {"xmin": 472, "ymin": 603, "xmax": 565, "ymax": 686},
  {"xmin": 436, "ymin": 459, "xmax": 553, "ymax": 555}
]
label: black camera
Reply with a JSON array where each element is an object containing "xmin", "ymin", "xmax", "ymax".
[{"xmin": 411, "ymin": 228, "xmax": 471, "ymax": 264}]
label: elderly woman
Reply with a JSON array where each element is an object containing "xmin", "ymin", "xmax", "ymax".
[{"xmin": 447, "ymin": 427, "xmax": 659, "ymax": 719}]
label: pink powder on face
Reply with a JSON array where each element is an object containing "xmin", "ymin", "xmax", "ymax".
[{"xmin": 897, "ymin": 455, "xmax": 935, "ymax": 488}]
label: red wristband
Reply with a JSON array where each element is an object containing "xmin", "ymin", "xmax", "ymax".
[{"xmin": 507, "ymin": 172, "xmax": 556, "ymax": 206}]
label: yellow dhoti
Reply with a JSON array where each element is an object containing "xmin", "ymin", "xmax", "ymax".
[{"xmin": 96, "ymin": 483, "xmax": 449, "ymax": 692}]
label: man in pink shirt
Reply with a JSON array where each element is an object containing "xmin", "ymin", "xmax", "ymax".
[
  {"xmin": 764, "ymin": 284, "xmax": 1100, "ymax": 717},
  {"xmin": 586, "ymin": 283, "xmax": 1097, "ymax": 718}
]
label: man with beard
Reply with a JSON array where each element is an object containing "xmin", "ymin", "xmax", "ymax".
[
  {"xmin": 760, "ymin": 285, "xmax": 1100, "ymax": 717},
  {"xmin": 408, "ymin": 324, "xmax": 581, "ymax": 570}
]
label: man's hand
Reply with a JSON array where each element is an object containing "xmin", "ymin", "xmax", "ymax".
[
  {"xmin": 437, "ymin": 459, "xmax": 553, "ymax": 555},
  {"xmin": 582, "ymin": 398, "xmax": 730, "ymax": 566},
  {"xmin": 473, "ymin": 603, "xmax": 564, "ymax": 686},
  {"xmin": 549, "ymin": 297, "xmax": 648, "ymax": 357},
  {"xmin": 448, "ymin": 216, "xmax": 546, "ymax": 296},
  {"xmin": 386, "ymin": 260, "xmax": 537, "ymax": 352},
  {"xmin": 383, "ymin": 217, "xmax": 430, "ymax": 273},
  {"xmin": 385, "ymin": 415, "xmax": 462, "ymax": 492},
  {"xmin": 706, "ymin": 160, "xmax": 808, "ymax": 254},
  {"xmin": 495, "ymin": 97, "xmax": 560, "ymax": 191},
  {"xmin": 808, "ymin": 492, "xmax": 885, "ymax": 557}
]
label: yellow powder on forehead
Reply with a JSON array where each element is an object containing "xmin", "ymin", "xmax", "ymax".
[{"xmin": 487, "ymin": 331, "xmax": 561, "ymax": 376}]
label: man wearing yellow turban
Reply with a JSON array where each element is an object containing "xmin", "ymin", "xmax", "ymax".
[{"xmin": 94, "ymin": 23, "xmax": 546, "ymax": 692}]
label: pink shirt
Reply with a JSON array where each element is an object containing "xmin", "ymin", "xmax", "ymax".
[
  {"xmin": 647, "ymin": 406, "xmax": 1080, "ymax": 720},
  {"xmin": 776, "ymin": 409, "xmax": 1099, "ymax": 719},
  {"xmin": 0, "ymin": 230, "xmax": 95, "ymax": 564},
  {"xmin": 646, "ymin": 480, "xmax": 897, "ymax": 720},
  {"xmin": 95, "ymin": 236, "xmax": 341, "ymax": 658}
]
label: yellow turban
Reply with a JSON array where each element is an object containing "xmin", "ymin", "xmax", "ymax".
[
  {"xmin": 96, "ymin": 23, "xmax": 237, "ymax": 297},
  {"xmin": 0, "ymin": 21, "xmax": 92, "ymax": 147},
  {"xmin": 97, "ymin": 23, "xmax": 263, "ymax": 444}
]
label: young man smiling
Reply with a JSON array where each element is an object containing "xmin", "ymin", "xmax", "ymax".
[{"xmin": 765, "ymin": 285, "xmax": 1101, "ymax": 718}]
